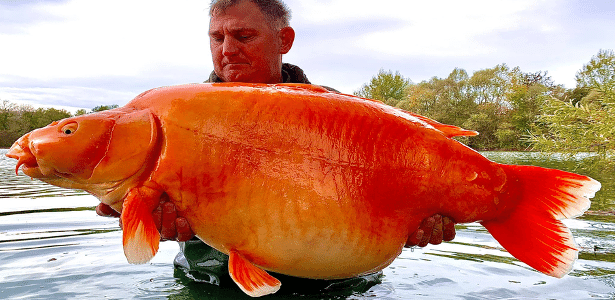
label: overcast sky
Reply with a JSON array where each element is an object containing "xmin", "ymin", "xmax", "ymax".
[{"xmin": 1, "ymin": 0, "xmax": 614, "ymax": 112}]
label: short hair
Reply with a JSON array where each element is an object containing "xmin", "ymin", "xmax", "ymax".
[{"xmin": 209, "ymin": 0, "xmax": 291, "ymax": 29}]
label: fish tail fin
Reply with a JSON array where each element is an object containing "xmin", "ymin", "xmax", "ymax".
[
  {"xmin": 481, "ymin": 165, "xmax": 600, "ymax": 278},
  {"xmin": 121, "ymin": 188, "xmax": 160, "ymax": 264}
]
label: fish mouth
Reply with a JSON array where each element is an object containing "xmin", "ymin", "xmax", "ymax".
[
  {"xmin": 6, "ymin": 142, "xmax": 34, "ymax": 175},
  {"xmin": 6, "ymin": 141, "xmax": 59, "ymax": 179}
]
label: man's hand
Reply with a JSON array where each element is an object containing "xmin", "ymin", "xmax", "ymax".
[
  {"xmin": 95, "ymin": 196, "xmax": 195, "ymax": 242},
  {"xmin": 151, "ymin": 195, "xmax": 195, "ymax": 241},
  {"xmin": 405, "ymin": 214, "xmax": 456, "ymax": 247},
  {"xmin": 95, "ymin": 202, "xmax": 121, "ymax": 218}
]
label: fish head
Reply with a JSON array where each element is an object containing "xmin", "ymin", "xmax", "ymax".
[{"xmin": 6, "ymin": 109, "xmax": 159, "ymax": 191}]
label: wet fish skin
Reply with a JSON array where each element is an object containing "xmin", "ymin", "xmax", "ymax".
[{"xmin": 6, "ymin": 83, "xmax": 601, "ymax": 297}]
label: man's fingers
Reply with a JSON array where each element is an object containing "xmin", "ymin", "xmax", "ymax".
[
  {"xmin": 160, "ymin": 202, "xmax": 177, "ymax": 241},
  {"xmin": 405, "ymin": 229, "xmax": 424, "ymax": 247},
  {"xmin": 406, "ymin": 215, "xmax": 455, "ymax": 248},
  {"xmin": 443, "ymin": 216, "xmax": 456, "ymax": 242},
  {"xmin": 152, "ymin": 204, "xmax": 163, "ymax": 233},
  {"xmin": 95, "ymin": 203, "xmax": 121, "ymax": 218},
  {"xmin": 418, "ymin": 216, "xmax": 435, "ymax": 247},
  {"xmin": 429, "ymin": 215, "xmax": 443, "ymax": 245},
  {"xmin": 175, "ymin": 217, "xmax": 195, "ymax": 242}
]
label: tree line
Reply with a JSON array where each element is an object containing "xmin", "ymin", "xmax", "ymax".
[
  {"xmin": 0, "ymin": 102, "xmax": 119, "ymax": 148},
  {"xmin": 355, "ymin": 65, "xmax": 557, "ymax": 150},
  {"xmin": 354, "ymin": 49, "xmax": 615, "ymax": 167}
]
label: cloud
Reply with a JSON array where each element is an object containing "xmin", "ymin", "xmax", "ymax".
[
  {"xmin": 287, "ymin": 0, "xmax": 615, "ymax": 91},
  {"xmin": 1, "ymin": 63, "xmax": 211, "ymax": 112},
  {"xmin": 1, "ymin": 0, "xmax": 614, "ymax": 111},
  {"xmin": 1, "ymin": 0, "xmax": 211, "ymax": 80},
  {"xmin": 0, "ymin": 0, "xmax": 213, "ymax": 110},
  {"xmin": 0, "ymin": 0, "xmax": 70, "ymax": 34}
]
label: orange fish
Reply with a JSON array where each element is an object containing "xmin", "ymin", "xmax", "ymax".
[{"xmin": 6, "ymin": 83, "xmax": 601, "ymax": 297}]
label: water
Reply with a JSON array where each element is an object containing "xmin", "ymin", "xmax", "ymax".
[{"xmin": 1, "ymin": 149, "xmax": 614, "ymax": 299}]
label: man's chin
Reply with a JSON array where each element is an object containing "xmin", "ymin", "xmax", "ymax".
[
  {"xmin": 220, "ymin": 71, "xmax": 252, "ymax": 83},
  {"xmin": 223, "ymin": 73, "xmax": 281, "ymax": 84}
]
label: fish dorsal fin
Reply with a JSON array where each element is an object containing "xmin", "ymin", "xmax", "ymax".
[
  {"xmin": 356, "ymin": 96, "xmax": 479, "ymax": 138},
  {"xmin": 275, "ymin": 83, "xmax": 331, "ymax": 93},
  {"xmin": 228, "ymin": 250, "xmax": 281, "ymax": 297},
  {"xmin": 405, "ymin": 111, "xmax": 478, "ymax": 138}
]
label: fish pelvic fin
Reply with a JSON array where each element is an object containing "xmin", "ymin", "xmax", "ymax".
[
  {"xmin": 482, "ymin": 165, "xmax": 600, "ymax": 278},
  {"xmin": 121, "ymin": 188, "xmax": 161, "ymax": 264},
  {"xmin": 228, "ymin": 250, "xmax": 281, "ymax": 297}
]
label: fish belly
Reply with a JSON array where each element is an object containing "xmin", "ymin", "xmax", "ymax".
[
  {"xmin": 182, "ymin": 174, "xmax": 410, "ymax": 279},
  {"xmin": 146, "ymin": 85, "xmax": 498, "ymax": 278}
]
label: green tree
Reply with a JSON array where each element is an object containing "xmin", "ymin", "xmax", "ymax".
[
  {"xmin": 398, "ymin": 66, "xmax": 514, "ymax": 149},
  {"xmin": 575, "ymin": 49, "xmax": 615, "ymax": 103},
  {"xmin": 398, "ymin": 68, "xmax": 475, "ymax": 127},
  {"xmin": 20, "ymin": 107, "xmax": 71, "ymax": 132},
  {"xmin": 354, "ymin": 69, "xmax": 411, "ymax": 106},
  {"xmin": 504, "ymin": 70, "xmax": 559, "ymax": 149},
  {"xmin": 0, "ymin": 101, "xmax": 73, "ymax": 147},
  {"xmin": 75, "ymin": 109, "xmax": 88, "ymax": 116},
  {"xmin": 468, "ymin": 64, "xmax": 511, "ymax": 106},
  {"xmin": 91, "ymin": 104, "xmax": 120, "ymax": 113},
  {"xmin": 0, "ymin": 100, "xmax": 17, "ymax": 131},
  {"xmin": 0, "ymin": 100, "xmax": 20, "ymax": 147},
  {"xmin": 357, "ymin": 64, "xmax": 568, "ymax": 151},
  {"xmin": 530, "ymin": 49, "xmax": 615, "ymax": 168}
]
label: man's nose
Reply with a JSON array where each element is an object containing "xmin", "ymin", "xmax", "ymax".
[{"xmin": 222, "ymin": 37, "xmax": 239, "ymax": 56}]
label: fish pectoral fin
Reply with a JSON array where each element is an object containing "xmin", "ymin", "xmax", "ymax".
[
  {"xmin": 228, "ymin": 250, "xmax": 281, "ymax": 297},
  {"xmin": 121, "ymin": 188, "xmax": 161, "ymax": 264}
]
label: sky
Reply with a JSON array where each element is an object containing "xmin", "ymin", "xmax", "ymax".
[{"xmin": 1, "ymin": 0, "xmax": 614, "ymax": 113}]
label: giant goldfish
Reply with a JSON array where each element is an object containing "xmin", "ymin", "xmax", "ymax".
[{"xmin": 6, "ymin": 83, "xmax": 601, "ymax": 297}]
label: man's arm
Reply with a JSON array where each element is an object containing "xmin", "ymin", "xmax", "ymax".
[{"xmin": 96, "ymin": 202, "xmax": 455, "ymax": 245}]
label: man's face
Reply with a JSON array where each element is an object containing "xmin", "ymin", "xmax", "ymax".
[{"xmin": 209, "ymin": 1, "xmax": 290, "ymax": 83}]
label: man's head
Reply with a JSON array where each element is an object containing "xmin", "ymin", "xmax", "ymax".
[
  {"xmin": 208, "ymin": 0, "xmax": 295, "ymax": 83},
  {"xmin": 210, "ymin": 0, "xmax": 291, "ymax": 29}
]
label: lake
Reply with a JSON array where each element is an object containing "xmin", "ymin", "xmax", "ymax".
[{"xmin": 1, "ymin": 149, "xmax": 614, "ymax": 299}]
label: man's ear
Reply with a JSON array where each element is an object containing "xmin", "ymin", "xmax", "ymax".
[{"xmin": 279, "ymin": 26, "xmax": 295, "ymax": 54}]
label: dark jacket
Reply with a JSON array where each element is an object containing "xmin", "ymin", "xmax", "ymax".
[{"xmin": 205, "ymin": 63, "xmax": 339, "ymax": 92}]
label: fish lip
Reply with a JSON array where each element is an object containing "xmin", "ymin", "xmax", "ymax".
[
  {"xmin": 20, "ymin": 164, "xmax": 43, "ymax": 178},
  {"xmin": 6, "ymin": 142, "xmax": 60, "ymax": 179},
  {"xmin": 6, "ymin": 143, "xmax": 31, "ymax": 176},
  {"xmin": 20, "ymin": 165, "xmax": 68, "ymax": 180},
  {"xmin": 22, "ymin": 161, "xmax": 71, "ymax": 179},
  {"xmin": 6, "ymin": 142, "xmax": 24, "ymax": 160}
]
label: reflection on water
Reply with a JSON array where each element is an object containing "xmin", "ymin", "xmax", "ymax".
[
  {"xmin": 0, "ymin": 150, "xmax": 88, "ymax": 199},
  {"xmin": 1, "ymin": 149, "xmax": 615, "ymax": 299}
]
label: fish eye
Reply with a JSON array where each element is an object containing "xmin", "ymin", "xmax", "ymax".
[{"xmin": 60, "ymin": 122, "xmax": 78, "ymax": 135}]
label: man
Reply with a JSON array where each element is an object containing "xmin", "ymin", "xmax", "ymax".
[{"xmin": 97, "ymin": 0, "xmax": 455, "ymax": 292}]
